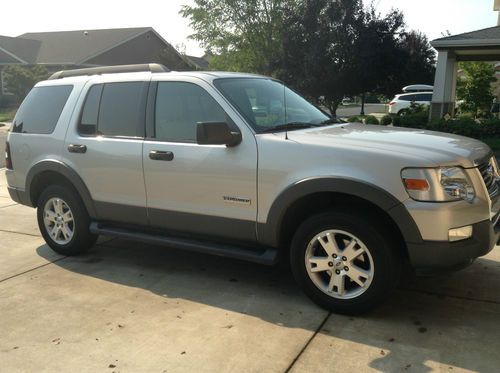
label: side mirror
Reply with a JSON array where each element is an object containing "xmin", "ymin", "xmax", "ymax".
[{"xmin": 196, "ymin": 122, "xmax": 242, "ymax": 147}]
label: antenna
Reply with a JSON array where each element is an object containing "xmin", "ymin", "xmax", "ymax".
[{"xmin": 283, "ymin": 81, "xmax": 288, "ymax": 140}]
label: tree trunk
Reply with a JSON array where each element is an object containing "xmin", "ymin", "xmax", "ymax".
[{"xmin": 328, "ymin": 100, "xmax": 339, "ymax": 117}]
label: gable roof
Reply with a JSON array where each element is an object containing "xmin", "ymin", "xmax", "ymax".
[
  {"xmin": 0, "ymin": 35, "xmax": 40, "ymax": 64},
  {"xmin": 19, "ymin": 27, "xmax": 152, "ymax": 64},
  {"xmin": 432, "ymin": 26, "xmax": 500, "ymax": 48},
  {"xmin": 186, "ymin": 55, "xmax": 210, "ymax": 69}
]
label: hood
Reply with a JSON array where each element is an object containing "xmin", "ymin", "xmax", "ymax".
[{"xmin": 288, "ymin": 123, "xmax": 492, "ymax": 168}]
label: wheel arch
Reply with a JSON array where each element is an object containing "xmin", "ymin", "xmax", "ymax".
[
  {"xmin": 26, "ymin": 160, "xmax": 97, "ymax": 218},
  {"xmin": 257, "ymin": 177, "xmax": 421, "ymax": 252}
]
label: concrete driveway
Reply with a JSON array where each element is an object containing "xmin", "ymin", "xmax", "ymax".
[
  {"xmin": 0, "ymin": 169, "xmax": 499, "ymax": 372},
  {"xmin": 0, "ymin": 124, "xmax": 9, "ymax": 168}
]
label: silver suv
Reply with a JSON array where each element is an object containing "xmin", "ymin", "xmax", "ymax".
[{"xmin": 5, "ymin": 64, "xmax": 499, "ymax": 314}]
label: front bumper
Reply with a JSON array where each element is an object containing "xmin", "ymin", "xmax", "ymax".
[{"xmin": 407, "ymin": 216, "xmax": 499, "ymax": 270}]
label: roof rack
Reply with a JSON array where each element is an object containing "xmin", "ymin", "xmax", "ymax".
[{"xmin": 48, "ymin": 63, "xmax": 169, "ymax": 80}]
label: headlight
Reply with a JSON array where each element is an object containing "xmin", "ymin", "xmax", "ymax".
[{"xmin": 401, "ymin": 167, "xmax": 475, "ymax": 203}]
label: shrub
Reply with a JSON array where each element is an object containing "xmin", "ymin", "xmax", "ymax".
[
  {"xmin": 392, "ymin": 115, "xmax": 402, "ymax": 126},
  {"xmin": 347, "ymin": 116, "xmax": 361, "ymax": 123},
  {"xmin": 380, "ymin": 115, "xmax": 392, "ymax": 126},
  {"xmin": 364, "ymin": 115, "xmax": 379, "ymax": 125},
  {"xmin": 425, "ymin": 118, "xmax": 500, "ymax": 141},
  {"xmin": 398, "ymin": 111, "xmax": 429, "ymax": 129}
]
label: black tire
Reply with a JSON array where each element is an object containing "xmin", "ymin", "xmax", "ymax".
[
  {"xmin": 398, "ymin": 109, "xmax": 409, "ymax": 116},
  {"xmin": 37, "ymin": 184, "xmax": 97, "ymax": 255},
  {"xmin": 290, "ymin": 210, "xmax": 401, "ymax": 315}
]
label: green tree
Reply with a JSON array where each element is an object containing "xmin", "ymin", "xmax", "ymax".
[
  {"xmin": 3, "ymin": 65, "xmax": 49, "ymax": 103},
  {"xmin": 180, "ymin": 0, "xmax": 296, "ymax": 74},
  {"xmin": 276, "ymin": 0, "xmax": 408, "ymax": 115},
  {"xmin": 348, "ymin": 6, "xmax": 407, "ymax": 113},
  {"xmin": 397, "ymin": 31, "xmax": 436, "ymax": 89},
  {"xmin": 457, "ymin": 62, "xmax": 496, "ymax": 116}
]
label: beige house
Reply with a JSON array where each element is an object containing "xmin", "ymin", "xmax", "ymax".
[
  {"xmin": 431, "ymin": 1, "xmax": 500, "ymax": 118},
  {"xmin": 0, "ymin": 27, "xmax": 209, "ymax": 103}
]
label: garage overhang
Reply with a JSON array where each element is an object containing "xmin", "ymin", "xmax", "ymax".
[{"xmin": 430, "ymin": 26, "xmax": 500, "ymax": 119}]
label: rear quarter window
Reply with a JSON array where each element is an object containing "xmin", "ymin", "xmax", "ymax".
[
  {"xmin": 399, "ymin": 94, "xmax": 416, "ymax": 102},
  {"xmin": 12, "ymin": 85, "xmax": 73, "ymax": 134}
]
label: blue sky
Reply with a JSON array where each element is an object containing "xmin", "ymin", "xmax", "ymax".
[{"xmin": 0, "ymin": 0, "xmax": 497, "ymax": 56}]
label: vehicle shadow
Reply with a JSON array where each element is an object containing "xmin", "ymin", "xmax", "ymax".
[{"xmin": 37, "ymin": 239, "xmax": 500, "ymax": 372}]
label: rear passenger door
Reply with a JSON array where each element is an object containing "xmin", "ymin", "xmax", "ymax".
[
  {"xmin": 142, "ymin": 77, "xmax": 258, "ymax": 242},
  {"xmin": 64, "ymin": 80, "xmax": 149, "ymax": 225}
]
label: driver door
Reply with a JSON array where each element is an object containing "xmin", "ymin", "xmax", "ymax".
[{"xmin": 142, "ymin": 78, "xmax": 258, "ymax": 242}]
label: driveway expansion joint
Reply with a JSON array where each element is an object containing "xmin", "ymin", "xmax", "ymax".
[
  {"xmin": 404, "ymin": 287, "xmax": 500, "ymax": 306},
  {"xmin": 0, "ymin": 203, "xmax": 18, "ymax": 209},
  {"xmin": 284, "ymin": 312, "xmax": 331, "ymax": 373},
  {"xmin": 0, "ymin": 257, "xmax": 67, "ymax": 284},
  {"xmin": 0, "ymin": 228, "xmax": 41, "ymax": 238}
]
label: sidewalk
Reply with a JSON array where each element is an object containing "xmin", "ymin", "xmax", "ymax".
[
  {"xmin": 0, "ymin": 122, "xmax": 11, "ymax": 130},
  {"xmin": 0, "ymin": 169, "xmax": 500, "ymax": 372}
]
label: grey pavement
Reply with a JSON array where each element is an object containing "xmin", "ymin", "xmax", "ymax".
[{"xmin": 0, "ymin": 169, "xmax": 499, "ymax": 372}]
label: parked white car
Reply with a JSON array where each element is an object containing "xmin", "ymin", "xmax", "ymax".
[{"xmin": 388, "ymin": 92, "xmax": 433, "ymax": 116}]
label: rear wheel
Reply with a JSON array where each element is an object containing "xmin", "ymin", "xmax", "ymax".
[
  {"xmin": 398, "ymin": 109, "xmax": 409, "ymax": 116},
  {"xmin": 290, "ymin": 211, "xmax": 401, "ymax": 315},
  {"xmin": 37, "ymin": 184, "xmax": 97, "ymax": 255}
]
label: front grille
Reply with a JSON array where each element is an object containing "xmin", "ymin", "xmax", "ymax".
[{"xmin": 478, "ymin": 159, "xmax": 499, "ymax": 199}]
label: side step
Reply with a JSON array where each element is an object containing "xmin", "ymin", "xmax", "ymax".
[{"xmin": 89, "ymin": 222, "xmax": 278, "ymax": 265}]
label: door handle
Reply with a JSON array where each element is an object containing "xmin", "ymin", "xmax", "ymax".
[
  {"xmin": 68, "ymin": 144, "xmax": 87, "ymax": 154},
  {"xmin": 149, "ymin": 150, "xmax": 174, "ymax": 161}
]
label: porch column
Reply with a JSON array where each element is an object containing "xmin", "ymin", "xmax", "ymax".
[{"xmin": 430, "ymin": 50, "xmax": 457, "ymax": 120}]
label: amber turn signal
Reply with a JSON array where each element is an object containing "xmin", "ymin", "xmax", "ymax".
[{"xmin": 403, "ymin": 178, "xmax": 429, "ymax": 191}]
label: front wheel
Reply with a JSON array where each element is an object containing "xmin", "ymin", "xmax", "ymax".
[{"xmin": 290, "ymin": 211, "xmax": 401, "ymax": 315}]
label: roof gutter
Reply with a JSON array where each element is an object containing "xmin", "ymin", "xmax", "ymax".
[{"xmin": 431, "ymin": 39, "xmax": 500, "ymax": 49}]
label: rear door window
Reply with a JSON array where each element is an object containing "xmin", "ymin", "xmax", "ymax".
[
  {"xmin": 12, "ymin": 85, "xmax": 73, "ymax": 134},
  {"xmin": 79, "ymin": 84, "xmax": 103, "ymax": 135},
  {"xmin": 97, "ymin": 82, "xmax": 147, "ymax": 137},
  {"xmin": 78, "ymin": 82, "xmax": 147, "ymax": 137}
]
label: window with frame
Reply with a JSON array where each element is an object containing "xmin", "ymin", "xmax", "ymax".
[
  {"xmin": 400, "ymin": 95, "xmax": 416, "ymax": 102},
  {"xmin": 12, "ymin": 85, "xmax": 73, "ymax": 134},
  {"xmin": 79, "ymin": 82, "xmax": 146, "ymax": 137},
  {"xmin": 418, "ymin": 93, "xmax": 433, "ymax": 102},
  {"xmin": 155, "ymin": 82, "xmax": 229, "ymax": 142}
]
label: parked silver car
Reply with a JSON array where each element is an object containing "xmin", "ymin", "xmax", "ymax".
[{"xmin": 5, "ymin": 64, "xmax": 499, "ymax": 314}]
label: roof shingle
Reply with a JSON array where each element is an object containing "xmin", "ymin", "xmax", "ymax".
[
  {"xmin": 19, "ymin": 27, "xmax": 152, "ymax": 64},
  {"xmin": 433, "ymin": 26, "xmax": 500, "ymax": 43},
  {"xmin": 0, "ymin": 35, "xmax": 41, "ymax": 63}
]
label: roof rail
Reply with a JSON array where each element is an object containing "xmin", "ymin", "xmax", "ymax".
[{"xmin": 48, "ymin": 63, "xmax": 169, "ymax": 80}]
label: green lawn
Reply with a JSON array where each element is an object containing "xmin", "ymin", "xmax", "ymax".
[{"xmin": 0, "ymin": 108, "xmax": 16, "ymax": 122}]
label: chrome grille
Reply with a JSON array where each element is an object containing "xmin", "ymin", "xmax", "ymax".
[{"xmin": 478, "ymin": 159, "xmax": 499, "ymax": 199}]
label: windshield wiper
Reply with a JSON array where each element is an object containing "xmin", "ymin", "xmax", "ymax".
[{"xmin": 260, "ymin": 122, "xmax": 318, "ymax": 133}]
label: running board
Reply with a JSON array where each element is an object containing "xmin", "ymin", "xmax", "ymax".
[{"xmin": 89, "ymin": 222, "xmax": 278, "ymax": 265}]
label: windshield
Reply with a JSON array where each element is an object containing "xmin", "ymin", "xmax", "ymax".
[{"xmin": 214, "ymin": 78, "xmax": 330, "ymax": 133}]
